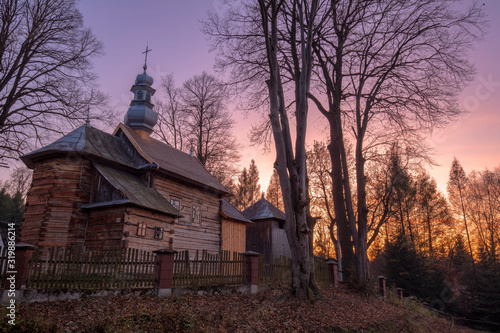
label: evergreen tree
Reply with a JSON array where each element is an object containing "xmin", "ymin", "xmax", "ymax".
[
  {"xmin": 384, "ymin": 233, "xmax": 452, "ymax": 311},
  {"xmin": 266, "ymin": 169, "xmax": 283, "ymax": 211},
  {"xmin": 475, "ymin": 260, "xmax": 500, "ymax": 331},
  {"xmin": 234, "ymin": 167, "xmax": 249, "ymax": 211},
  {"xmin": 447, "ymin": 158, "xmax": 476, "ymax": 267},
  {"xmin": 449, "ymin": 235, "xmax": 472, "ymax": 273},
  {"xmin": 247, "ymin": 159, "xmax": 261, "ymax": 205},
  {"xmin": 232, "ymin": 160, "xmax": 261, "ymax": 211},
  {"xmin": 0, "ymin": 188, "xmax": 24, "ymax": 223}
]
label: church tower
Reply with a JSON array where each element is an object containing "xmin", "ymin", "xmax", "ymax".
[{"xmin": 123, "ymin": 46, "xmax": 157, "ymax": 139}]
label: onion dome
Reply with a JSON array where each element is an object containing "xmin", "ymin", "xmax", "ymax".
[{"xmin": 124, "ymin": 64, "xmax": 157, "ymax": 133}]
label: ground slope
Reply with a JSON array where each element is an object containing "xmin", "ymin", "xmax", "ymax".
[{"xmin": 0, "ymin": 286, "xmax": 482, "ymax": 332}]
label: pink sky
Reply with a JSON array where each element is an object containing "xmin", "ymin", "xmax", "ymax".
[{"xmin": 2, "ymin": 0, "xmax": 499, "ymax": 195}]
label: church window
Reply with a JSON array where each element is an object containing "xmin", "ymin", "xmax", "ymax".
[
  {"xmin": 137, "ymin": 223, "xmax": 147, "ymax": 236},
  {"xmin": 146, "ymin": 92, "xmax": 151, "ymax": 102},
  {"xmin": 192, "ymin": 205, "xmax": 201, "ymax": 224},
  {"xmin": 136, "ymin": 91, "xmax": 144, "ymax": 100},
  {"xmin": 154, "ymin": 226, "xmax": 164, "ymax": 240},
  {"xmin": 170, "ymin": 198, "xmax": 181, "ymax": 212}
]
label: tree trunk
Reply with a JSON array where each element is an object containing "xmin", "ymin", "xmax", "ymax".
[
  {"xmin": 427, "ymin": 206, "xmax": 433, "ymax": 256},
  {"xmin": 260, "ymin": 0, "xmax": 317, "ymax": 299},
  {"xmin": 327, "ymin": 130, "xmax": 355, "ymax": 278},
  {"xmin": 355, "ymin": 140, "xmax": 370, "ymax": 285}
]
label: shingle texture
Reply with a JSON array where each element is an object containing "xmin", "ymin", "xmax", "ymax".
[
  {"xmin": 220, "ymin": 199, "xmax": 252, "ymax": 223},
  {"xmin": 242, "ymin": 198, "xmax": 285, "ymax": 221},
  {"xmin": 117, "ymin": 124, "xmax": 229, "ymax": 194},
  {"xmin": 21, "ymin": 124, "xmax": 142, "ymax": 169},
  {"xmin": 21, "ymin": 123, "xmax": 231, "ymax": 217},
  {"xmin": 21, "ymin": 123, "xmax": 229, "ymax": 195},
  {"xmin": 82, "ymin": 164, "xmax": 183, "ymax": 217}
]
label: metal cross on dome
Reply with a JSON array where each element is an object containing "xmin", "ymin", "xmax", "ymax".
[{"xmin": 142, "ymin": 44, "xmax": 152, "ymax": 69}]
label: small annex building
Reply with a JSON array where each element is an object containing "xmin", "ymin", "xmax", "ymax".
[
  {"xmin": 220, "ymin": 199, "xmax": 252, "ymax": 254},
  {"xmin": 243, "ymin": 197, "xmax": 291, "ymax": 266},
  {"xmin": 19, "ymin": 62, "xmax": 251, "ymax": 254}
]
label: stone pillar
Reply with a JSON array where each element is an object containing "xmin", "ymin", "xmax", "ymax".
[
  {"xmin": 378, "ymin": 275, "xmax": 386, "ymax": 298},
  {"xmin": 1, "ymin": 243, "xmax": 36, "ymax": 305},
  {"xmin": 326, "ymin": 260, "xmax": 339, "ymax": 287},
  {"xmin": 242, "ymin": 251, "xmax": 260, "ymax": 294},
  {"xmin": 4, "ymin": 243, "xmax": 36, "ymax": 290},
  {"xmin": 153, "ymin": 249, "xmax": 177, "ymax": 297},
  {"xmin": 396, "ymin": 287, "xmax": 404, "ymax": 301}
]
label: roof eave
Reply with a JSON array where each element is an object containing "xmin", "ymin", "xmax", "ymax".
[{"xmin": 82, "ymin": 200, "xmax": 183, "ymax": 218}]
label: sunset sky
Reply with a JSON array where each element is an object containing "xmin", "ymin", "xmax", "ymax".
[{"xmin": 3, "ymin": 0, "xmax": 499, "ymax": 195}]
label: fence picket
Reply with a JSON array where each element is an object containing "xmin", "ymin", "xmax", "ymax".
[{"xmin": 10, "ymin": 246, "xmax": 260, "ymax": 291}]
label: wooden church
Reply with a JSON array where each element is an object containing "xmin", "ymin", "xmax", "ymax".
[{"xmin": 19, "ymin": 61, "xmax": 251, "ymax": 254}]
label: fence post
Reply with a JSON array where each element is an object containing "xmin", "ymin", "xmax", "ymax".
[
  {"xmin": 396, "ymin": 287, "xmax": 404, "ymax": 301},
  {"xmin": 326, "ymin": 260, "xmax": 339, "ymax": 287},
  {"xmin": 1, "ymin": 243, "xmax": 36, "ymax": 305},
  {"xmin": 153, "ymin": 249, "xmax": 177, "ymax": 297},
  {"xmin": 242, "ymin": 251, "xmax": 260, "ymax": 294},
  {"xmin": 378, "ymin": 275, "xmax": 386, "ymax": 299}
]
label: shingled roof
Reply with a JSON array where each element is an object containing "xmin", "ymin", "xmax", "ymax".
[
  {"xmin": 81, "ymin": 164, "xmax": 183, "ymax": 217},
  {"xmin": 242, "ymin": 197, "xmax": 285, "ymax": 221},
  {"xmin": 20, "ymin": 124, "xmax": 144, "ymax": 169},
  {"xmin": 21, "ymin": 123, "xmax": 230, "ymax": 195},
  {"xmin": 220, "ymin": 199, "xmax": 252, "ymax": 224},
  {"xmin": 115, "ymin": 124, "xmax": 229, "ymax": 195}
]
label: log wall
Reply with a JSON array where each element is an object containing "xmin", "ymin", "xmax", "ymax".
[
  {"xmin": 154, "ymin": 175, "xmax": 221, "ymax": 254},
  {"xmin": 21, "ymin": 155, "xmax": 92, "ymax": 249},
  {"xmin": 122, "ymin": 206, "xmax": 175, "ymax": 253},
  {"xmin": 84, "ymin": 206, "xmax": 125, "ymax": 250}
]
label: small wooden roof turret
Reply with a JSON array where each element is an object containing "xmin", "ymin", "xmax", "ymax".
[{"xmin": 123, "ymin": 45, "xmax": 157, "ymax": 138}]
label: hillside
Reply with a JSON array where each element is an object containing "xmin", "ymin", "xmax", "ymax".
[{"xmin": 0, "ymin": 286, "xmax": 483, "ymax": 332}]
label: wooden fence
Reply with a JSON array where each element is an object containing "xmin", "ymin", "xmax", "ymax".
[
  {"xmin": 174, "ymin": 250, "xmax": 245, "ymax": 287},
  {"xmin": 259, "ymin": 256, "xmax": 293, "ymax": 286},
  {"xmin": 0, "ymin": 246, "xmax": 335, "ymax": 291},
  {"xmin": 259, "ymin": 256, "xmax": 332, "ymax": 286},
  {"xmin": 314, "ymin": 259, "xmax": 331, "ymax": 285},
  {"xmin": 27, "ymin": 247, "xmax": 156, "ymax": 289}
]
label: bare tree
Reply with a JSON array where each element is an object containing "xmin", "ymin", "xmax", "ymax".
[
  {"xmin": 153, "ymin": 71, "xmax": 241, "ymax": 183},
  {"xmin": 204, "ymin": 0, "xmax": 323, "ymax": 299},
  {"xmin": 415, "ymin": 171, "xmax": 451, "ymax": 257},
  {"xmin": 307, "ymin": 0, "xmax": 486, "ymax": 284},
  {"xmin": 307, "ymin": 141, "xmax": 338, "ymax": 260},
  {"xmin": 2, "ymin": 165, "xmax": 31, "ymax": 199},
  {"xmin": 182, "ymin": 72, "xmax": 241, "ymax": 173},
  {"xmin": 447, "ymin": 158, "xmax": 477, "ymax": 279},
  {"xmin": 0, "ymin": 0, "xmax": 114, "ymax": 165},
  {"xmin": 466, "ymin": 168, "xmax": 500, "ymax": 262},
  {"xmin": 154, "ymin": 74, "xmax": 186, "ymax": 150}
]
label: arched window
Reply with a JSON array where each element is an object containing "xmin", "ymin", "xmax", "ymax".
[
  {"xmin": 146, "ymin": 92, "xmax": 151, "ymax": 102},
  {"xmin": 136, "ymin": 91, "xmax": 144, "ymax": 100}
]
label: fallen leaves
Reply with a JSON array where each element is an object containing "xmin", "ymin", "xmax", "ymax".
[{"xmin": 0, "ymin": 285, "xmax": 481, "ymax": 332}]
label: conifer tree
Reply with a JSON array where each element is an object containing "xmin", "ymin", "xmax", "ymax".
[
  {"xmin": 475, "ymin": 260, "xmax": 500, "ymax": 331},
  {"xmin": 247, "ymin": 159, "xmax": 261, "ymax": 205},
  {"xmin": 233, "ymin": 160, "xmax": 261, "ymax": 211},
  {"xmin": 266, "ymin": 169, "xmax": 283, "ymax": 211},
  {"xmin": 384, "ymin": 233, "xmax": 451, "ymax": 311},
  {"xmin": 233, "ymin": 167, "xmax": 248, "ymax": 211},
  {"xmin": 447, "ymin": 158, "xmax": 476, "ymax": 267},
  {"xmin": 0, "ymin": 188, "xmax": 24, "ymax": 223}
]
